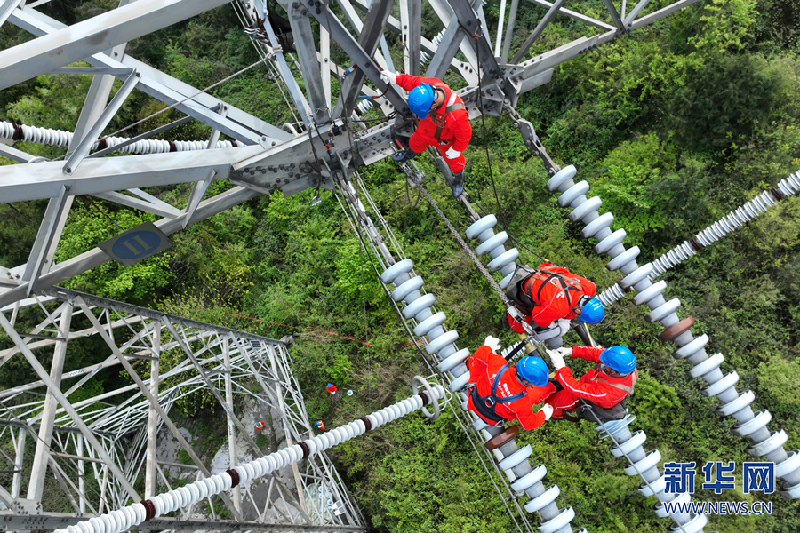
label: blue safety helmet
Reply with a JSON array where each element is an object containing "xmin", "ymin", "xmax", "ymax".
[
  {"xmin": 408, "ymin": 84, "xmax": 436, "ymax": 119},
  {"xmin": 600, "ymin": 346, "xmax": 637, "ymax": 375},
  {"xmin": 578, "ymin": 297, "xmax": 605, "ymax": 324},
  {"xmin": 515, "ymin": 356, "xmax": 548, "ymax": 387}
]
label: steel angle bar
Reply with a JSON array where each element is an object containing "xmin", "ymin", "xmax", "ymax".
[
  {"xmin": 286, "ymin": 5, "xmax": 329, "ymax": 125},
  {"xmin": 27, "ymin": 302, "xmax": 72, "ymax": 502},
  {"xmin": 307, "ymin": 1, "xmax": 405, "ymax": 117},
  {"xmin": 183, "ymin": 170, "xmax": 216, "ymax": 228},
  {"xmin": 447, "ymin": 0, "xmax": 505, "ymax": 91},
  {"xmin": 162, "ymin": 318, "xmax": 265, "ymax": 456},
  {"xmin": 500, "ymin": 0, "xmax": 520, "ymax": 64},
  {"xmin": 50, "ymin": 67, "xmax": 134, "ymax": 76},
  {"xmin": 336, "ymin": 0, "xmax": 395, "ymax": 119},
  {"xmin": 21, "ymin": 186, "xmax": 70, "ymax": 295},
  {"xmin": 511, "ymin": 0, "xmax": 567, "ymax": 64},
  {"xmin": 603, "ymin": 0, "xmax": 625, "ymax": 30},
  {"xmin": 525, "ymin": 0, "xmax": 614, "ymax": 31},
  {"xmin": 71, "ymin": 44, "xmax": 127, "ymax": 156},
  {"xmin": 425, "ymin": 20, "xmax": 463, "ymax": 79},
  {"xmin": 629, "ymin": 0, "xmax": 703, "ymax": 30},
  {"xmin": 0, "ymin": 145, "xmax": 262, "ymax": 203},
  {"xmin": 63, "ymin": 70, "xmax": 141, "ymax": 175},
  {"xmin": 92, "ymin": 191, "xmax": 181, "ymax": 219},
  {"xmin": 7, "ymin": 8, "xmax": 287, "ymax": 144},
  {"xmin": 0, "ymin": 0, "xmax": 21, "ymax": 28},
  {"xmin": 0, "ymin": 142, "xmax": 39, "ymax": 163},
  {"xmin": 0, "ymin": 0, "xmax": 230, "ymax": 92},
  {"xmin": 0, "ymin": 311, "xmax": 141, "ymax": 502},
  {"xmin": 624, "ymin": 0, "xmax": 652, "ymax": 24}
]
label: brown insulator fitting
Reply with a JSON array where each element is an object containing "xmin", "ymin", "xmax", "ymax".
[
  {"xmin": 96, "ymin": 138, "xmax": 108, "ymax": 151},
  {"xmin": 11, "ymin": 123, "xmax": 23, "ymax": 141},
  {"xmin": 230, "ymin": 139, "xmax": 237, "ymax": 147},
  {"xmin": 226, "ymin": 468, "xmax": 240, "ymax": 488},
  {"xmin": 770, "ymin": 187, "xmax": 785, "ymax": 201},
  {"xmin": 485, "ymin": 426, "xmax": 519, "ymax": 450},
  {"xmin": 140, "ymin": 499, "xmax": 156, "ymax": 521},
  {"xmin": 689, "ymin": 238, "xmax": 703, "ymax": 251},
  {"xmin": 168, "ymin": 140, "xmax": 177, "ymax": 152},
  {"xmin": 419, "ymin": 392, "xmax": 429, "ymax": 406},
  {"xmin": 659, "ymin": 316, "xmax": 694, "ymax": 341},
  {"xmin": 299, "ymin": 441, "xmax": 310, "ymax": 458},
  {"xmin": 360, "ymin": 416, "xmax": 372, "ymax": 431}
]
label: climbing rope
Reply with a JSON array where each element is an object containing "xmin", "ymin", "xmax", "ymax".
[{"xmin": 419, "ymin": 186, "xmax": 509, "ymax": 306}]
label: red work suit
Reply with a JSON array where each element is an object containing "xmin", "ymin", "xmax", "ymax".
[
  {"xmin": 395, "ymin": 74, "xmax": 472, "ymax": 173},
  {"xmin": 546, "ymin": 346, "xmax": 637, "ymax": 418},
  {"xmin": 466, "ymin": 346, "xmax": 555, "ymax": 430},
  {"xmin": 507, "ymin": 263, "xmax": 597, "ymax": 334}
]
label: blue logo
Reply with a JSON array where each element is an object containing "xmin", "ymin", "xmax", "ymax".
[{"xmin": 111, "ymin": 230, "xmax": 162, "ymax": 260}]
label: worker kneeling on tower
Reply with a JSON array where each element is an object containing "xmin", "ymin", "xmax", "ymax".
[
  {"xmin": 545, "ymin": 345, "xmax": 637, "ymax": 423},
  {"xmin": 466, "ymin": 337, "xmax": 555, "ymax": 430}
]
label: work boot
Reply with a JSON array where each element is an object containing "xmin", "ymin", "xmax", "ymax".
[
  {"xmin": 451, "ymin": 171, "xmax": 465, "ymax": 197},
  {"xmin": 392, "ymin": 146, "xmax": 416, "ymax": 164}
]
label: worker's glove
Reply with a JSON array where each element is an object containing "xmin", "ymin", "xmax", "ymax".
[
  {"xmin": 445, "ymin": 147, "xmax": 461, "ymax": 160},
  {"xmin": 507, "ymin": 305, "xmax": 523, "ymax": 322},
  {"xmin": 380, "ymin": 70, "xmax": 397, "ymax": 85},
  {"xmin": 546, "ymin": 349, "xmax": 566, "ymax": 371},
  {"xmin": 484, "ymin": 336, "xmax": 502, "ymax": 354},
  {"xmin": 556, "ymin": 318, "xmax": 571, "ymax": 336},
  {"xmin": 555, "ymin": 346, "xmax": 573, "ymax": 358},
  {"xmin": 540, "ymin": 403, "xmax": 554, "ymax": 420}
]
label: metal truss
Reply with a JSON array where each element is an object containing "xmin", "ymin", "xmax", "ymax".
[
  {"xmin": 0, "ymin": 288, "xmax": 365, "ymax": 531},
  {"xmin": 0, "ymin": 0, "xmax": 704, "ymax": 310}
]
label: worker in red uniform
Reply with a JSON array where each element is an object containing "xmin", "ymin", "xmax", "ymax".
[
  {"xmin": 466, "ymin": 337, "xmax": 555, "ymax": 430},
  {"xmin": 326, "ymin": 383, "xmax": 337, "ymax": 395},
  {"xmin": 315, "ymin": 420, "xmax": 325, "ymax": 431},
  {"xmin": 506, "ymin": 263, "xmax": 605, "ymax": 348},
  {"xmin": 380, "ymin": 70, "xmax": 472, "ymax": 197},
  {"xmin": 545, "ymin": 345, "xmax": 637, "ymax": 421}
]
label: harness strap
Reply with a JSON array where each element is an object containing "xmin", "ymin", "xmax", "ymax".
[
  {"xmin": 470, "ymin": 364, "xmax": 526, "ymax": 424},
  {"xmin": 523, "ymin": 268, "xmax": 583, "ymax": 308},
  {"xmin": 590, "ymin": 366, "xmax": 637, "ymax": 394},
  {"xmin": 431, "ymin": 84, "xmax": 465, "ymax": 141}
]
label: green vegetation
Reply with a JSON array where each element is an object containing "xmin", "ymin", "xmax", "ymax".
[{"xmin": 1, "ymin": 0, "xmax": 800, "ymax": 531}]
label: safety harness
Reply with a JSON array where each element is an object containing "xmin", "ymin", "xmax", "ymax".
[
  {"xmin": 430, "ymin": 84, "xmax": 466, "ymax": 142},
  {"xmin": 469, "ymin": 364, "xmax": 525, "ymax": 425},
  {"xmin": 505, "ymin": 264, "xmax": 584, "ymax": 313},
  {"xmin": 575, "ymin": 368, "xmax": 637, "ymax": 423}
]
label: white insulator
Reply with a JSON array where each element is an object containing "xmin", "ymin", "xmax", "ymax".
[
  {"xmin": 357, "ymin": 99, "xmax": 375, "ymax": 114},
  {"xmin": 476, "ymin": 231, "xmax": 508, "ymax": 256},
  {"xmin": 0, "ymin": 121, "xmax": 245, "ymax": 156},
  {"xmin": 188, "ymin": 482, "xmax": 201, "ymax": 502},
  {"xmin": 466, "ymin": 214, "xmax": 498, "ymax": 239},
  {"xmin": 611, "ymin": 430, "xmax": 648, "ymax": 458},
  {"xmin": 498, "ymin": 444, "xmax": 532, "ymax": 470},
  {"xmin": 539, "ymin": 507, "xmax": 576, "ymax": 533},
  {"xmin": 151, "ymin": 495, "xmax": 164, "ymax": 516},
  {"xmin": 690, "ymin": 352, "xmax": 725, "ymax": 379},
  {"xmin": 597, "ymin": 284, "xmax": 625, "ymax": 307},
  {"xmin": 633, "ymin": 280, "xmax": 667, "ymax": 306},
  {"xmin": 524, "ymin": 485, "xmax": 560, "ymax": 513},
  {"xmin": 623, "ymin": 449, "xmax": 661, "ymax": 476},
  {"xmin": 243, "ymin": 462, "xmax": 257, "ymax": 482},
  {"xmin": 733, "ymin": 410, "xmax": 772, "ymax": 437},
  {"xmin": 426, "ymin": 329, "xmax": 458, "ymax": 355},
  {"xmin": 748, "ymin": 430, "xmax": 789, "ymax": 458},
  {"xmin": 705, "ymin": 370, "xmax": 740, "ymax": 397}
]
